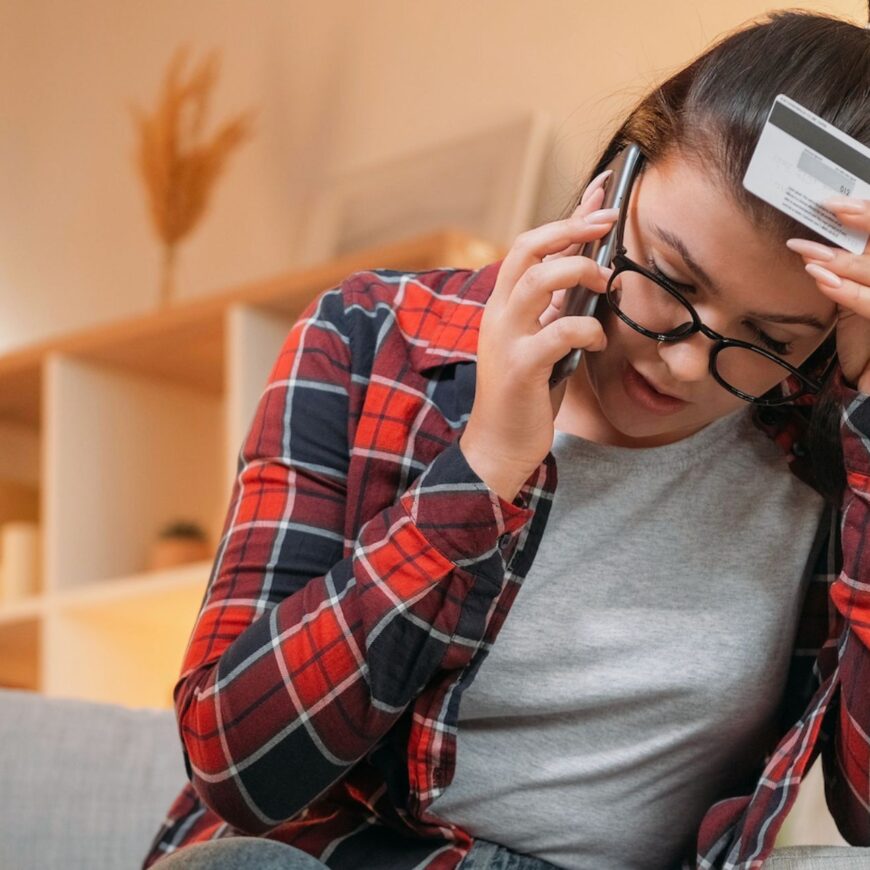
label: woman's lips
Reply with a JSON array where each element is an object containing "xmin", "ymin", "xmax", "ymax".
[{"xmin": 622, "ymin": 362, "xmax": 688, "ymax": 414}]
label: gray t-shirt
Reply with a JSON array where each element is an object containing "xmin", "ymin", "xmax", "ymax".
[{"xmin": 427, "ymin": 406, "xmax": 827, "ymax": 870}]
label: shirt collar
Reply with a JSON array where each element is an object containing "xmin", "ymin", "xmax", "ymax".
[{"xmin": 409, "ymin": 258, "xmax": 502, "ymax": 373}]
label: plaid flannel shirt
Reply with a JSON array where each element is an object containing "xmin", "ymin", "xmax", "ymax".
[{"xmin": 143, "ymin": 260, "xmax": 870, "ymax": 870}]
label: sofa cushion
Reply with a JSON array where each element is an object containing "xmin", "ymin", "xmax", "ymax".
[{"xmin": 0, "ymin": 688, "xmax": 188, "ymax": 870}]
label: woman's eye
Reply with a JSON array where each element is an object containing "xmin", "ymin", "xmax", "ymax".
[
  {"xmin": 646, "ymin": 257, "xmax": 696, "ymax": 294},
  {"xmin": 743, "ymin": 323, "xmax": 794, "ymax": 356},
  {"xmin": 646, "ymin": 256, "xmax": 794, "ymax": 357}
]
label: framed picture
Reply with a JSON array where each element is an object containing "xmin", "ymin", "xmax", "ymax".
[{"xmin": 292, "ymin": 110, "xmax": 551, "ymax": 265}]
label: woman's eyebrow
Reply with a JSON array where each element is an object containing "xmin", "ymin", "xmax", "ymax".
[{"xmin": 649, "ymin": 223, "xmax": 829, "ymax": 331}]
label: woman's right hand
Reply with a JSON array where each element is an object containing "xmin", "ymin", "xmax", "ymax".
[{"xmin": 458, "ymin": 169, "xmax": 618, "ymax": 502}]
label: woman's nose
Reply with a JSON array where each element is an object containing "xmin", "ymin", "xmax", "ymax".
[{"xmin": 657, "ymin": 330, "xmax": 712, "ymax": 382}]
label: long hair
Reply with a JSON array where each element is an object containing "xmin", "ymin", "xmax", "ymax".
[{"xmin": 559, "ymin": 10, "xmax": 869, "ymax": 505}]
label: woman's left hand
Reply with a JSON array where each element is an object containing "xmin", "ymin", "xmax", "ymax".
[{"xmin": 785, "ymin": 196, "xmax": 870, "ymax": 395}]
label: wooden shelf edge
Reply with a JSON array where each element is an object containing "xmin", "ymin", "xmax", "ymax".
[
  {"xmin": 0, "ymin": 229, "xmax": 505, "ymax": 379},
  {"xmin": 0, "ymin": 595, "xmax": 44, "ymax": 625},
  {"xmin": 47, "ymin": 560, "xmax": 212, "ymax": 611}
]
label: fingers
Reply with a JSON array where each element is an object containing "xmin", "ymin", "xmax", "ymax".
[
  {"xmin": 581, "ymin": 169, "xmax": 614, "ymax": 207},
  {"xmin": 493, "ymin": 164, "xmax": 616, "ymax": 308},
  {"xmin": 525, "ymin": 314, "xmax": 608, "ymax": 374},
  {"xmin": 494, "ymin": 210, "xmax": 617, "ymax": 310},
  {"xmin": 822, "ymin": 195, "xmax": 869, "ymax": 231},
  {"xmin": 544, "ymin": 169, "xmax": 614, "ymax": 262},
  {"xmin": 785, "ymin": 234, "xmax": 870, "ymax": 317},
  {"xmin": 509, "ymin": 254, "xmax": 610, "ymax": 331},
  {"xmin": 537, "ymin": 169, "xmax": 614, "ymax": 325},
  {"xmin": 541, "ymin": 187, "xmax": 604, "ymax": 262},
  {"xmin": 538, "ymin": 287, "xmax": 567, "ymax": 328},
  {"xmin": 809, "ymin": 269, "xmax": 870, "ymax": 319},
  {"xmin": 543, "ymin": 193, "xmax": 603, "ymax": 262},
  {"xmin": 785, "ymin": 238, "xmax": 870, "ymax": 284}
]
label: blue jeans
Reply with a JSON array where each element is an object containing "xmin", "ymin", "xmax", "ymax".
[
  {"xmin": 153, "ymin": 836, "xmax": 870, "ymax": 868},
  {"xmin": 456, "ymin": 842, "xmax": 870, "ymax": 869},
  {"xmin": 153, "ymin": 837, "xmax": 556, "ymax": 868},
  {"xmin": 762, "ymin": 846, "xmax": 870, "ymax": 869},
  {"xmin": 153, "ymin": 837, "xmax": 325, "ymax": 869}
]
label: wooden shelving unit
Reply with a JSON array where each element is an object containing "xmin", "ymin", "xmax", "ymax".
[{"xmin": 0, "ymin": 229, "xmax": 503, "ymax": 709}]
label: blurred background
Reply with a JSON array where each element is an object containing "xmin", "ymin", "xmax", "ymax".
[
  {"xmin": 0, "ymin": 0, "xmax": 864, "ymax": 858},
  {"xmin": 0, "ymin": 0, "xmax": 862, "ymax": 349}
]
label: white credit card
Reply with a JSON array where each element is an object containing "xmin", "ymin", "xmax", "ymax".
[{"xmin": 742, "ymin": 93, "xmax": 869, "ymax": 254}]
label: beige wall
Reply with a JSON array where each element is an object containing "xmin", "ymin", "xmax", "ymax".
[{"xmin": 0, "ymin": 0, "xmax": 864, "ymax": 354}]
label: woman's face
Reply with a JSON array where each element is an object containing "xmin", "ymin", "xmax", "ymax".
[{"xmin": 567, "ymin": 148, "xmax": 838, "ymax": 448}]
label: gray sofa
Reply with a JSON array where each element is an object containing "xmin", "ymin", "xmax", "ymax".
[{"xmin": 0, "ymin": 687, "xmax": 188, "ymax": 870}]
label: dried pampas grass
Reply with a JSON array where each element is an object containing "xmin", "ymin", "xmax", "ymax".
[{"xmin": 131, "ymin": 45, "xmax": 255, "ymax": 306}]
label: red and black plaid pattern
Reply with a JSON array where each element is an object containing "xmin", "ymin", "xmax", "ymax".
[{"xmin": 142, "ymin": 260, "xmax": 869, "ymax": 870}]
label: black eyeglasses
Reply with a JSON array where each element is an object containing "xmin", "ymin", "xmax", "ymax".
[{"xmin": 602, "ymin": 151, "xmax": 838, "ymax": 406}]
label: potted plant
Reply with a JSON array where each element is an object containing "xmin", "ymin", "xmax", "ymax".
[{"xmin": 148, "ymin": 520, "xmax": 211, "ymax": 571}]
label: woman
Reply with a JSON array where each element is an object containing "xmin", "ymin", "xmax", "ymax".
[{"xmin": 143, "ymin": 10, "xmax": 870, "ymax": 870}]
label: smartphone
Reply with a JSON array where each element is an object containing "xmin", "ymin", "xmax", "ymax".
[{"xmin": 548, "ymin": 142, "xmax": 645, "ymax": 388}]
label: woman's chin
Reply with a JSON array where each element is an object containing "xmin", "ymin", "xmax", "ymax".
[
  {"xmin": 579, "ymin": 353, "xmax": 713, "ymax": 447},
  {"xmin": 593, "ymin": 382, "xmax": 713, "ymax": 447}
]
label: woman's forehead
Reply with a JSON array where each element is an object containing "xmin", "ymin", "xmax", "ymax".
[{"xmin": 633, "ymin": 155, "xmax": 837, "ymax": 325}]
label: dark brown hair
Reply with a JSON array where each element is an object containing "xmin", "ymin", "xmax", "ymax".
[{"xmin": 560, "ymin": 9, "xmax": 869, "ymax": 505}]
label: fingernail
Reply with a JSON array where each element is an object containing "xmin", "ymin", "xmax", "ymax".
[
  {"xmin": 805, "ymin": 263, "xmax": 842, "ymax": 288},
  {"xmin": 577, "ymin": 170, "xmax": 613, "ymax": 210},
  {"xmin": 822, "ymin": 197, "xmax": 864, "ymax": 214},
  {"xmin": 576, "ymin": 190, "xmax": 601, "ymax": 212},
  {"xmin": 588, "ymin": 168, "xmax": 613, "ymax": 189},
  {"xmin": 785, "ymin": 238, "xmax": 835, "ymax": 261},
  {"xmin": 586, "ymin": 207, "xmax": 619, "ymax": 223}
]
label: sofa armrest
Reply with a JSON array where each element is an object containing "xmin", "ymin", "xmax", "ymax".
[{"xmin": 0, "ymin": 688, "xmax": 188, "ymax": 870}]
